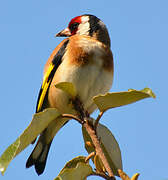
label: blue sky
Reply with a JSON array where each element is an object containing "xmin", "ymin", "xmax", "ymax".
[{"xmin": 0, "ymin": 0, "xmax": 167, "ymax": 180}]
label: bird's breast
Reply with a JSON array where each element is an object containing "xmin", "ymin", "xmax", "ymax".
[{"xmin": 48, "ymin": 37, "xmax": 113, "ymax": 114}]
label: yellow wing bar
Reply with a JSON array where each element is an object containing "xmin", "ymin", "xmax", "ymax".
[
  {"xmin": 36, "ymin": 64, "xmax": 55, "ymax": 112},
  {"xmin": 36, "ymin": 39, "xmax": 69, "ymax": 113}
]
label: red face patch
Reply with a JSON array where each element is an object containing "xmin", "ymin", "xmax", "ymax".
[
  {"xmin": 68, "ymin": 16, "xmax": 82, "ymax": 35},
  {"xmin": 68, "ymin": 16, "xmax": 82, "ymax": 27}
]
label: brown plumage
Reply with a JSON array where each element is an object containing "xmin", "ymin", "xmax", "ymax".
[{"xmin": 26, "ymin": 14, "xmax": 114, "ymax": 175}]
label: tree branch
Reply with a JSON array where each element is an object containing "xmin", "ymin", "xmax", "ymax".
[
  {"xmin": 85, "ymin": 152, "xmax": 95, "ymax": 163},
  {"xmin": 71, "ymin": 97, "xmax": 115, "ymax": 179},
  {"xmin": 61, "ymin": 114, "xmax": 83, "ymax": 124},
  {"xmin": 83, "ymin": 118, "xmax": 115, "ymax": 179},
  {"xmin": 94, "ymin": 111, "xmax": 104, "ymax": 131}
]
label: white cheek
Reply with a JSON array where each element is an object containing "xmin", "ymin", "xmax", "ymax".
[
  {"xmin": 81, "ymin": 16, "xmax": 89, "ymax": 22},
  {"xmin": 77, "ymin": 22, "xmax": 89, "ymax": 35}
]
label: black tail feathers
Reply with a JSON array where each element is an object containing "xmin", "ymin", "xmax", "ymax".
[{"xmin": 26, "ymin": 140, "xmax": 52, "ymax": 175}]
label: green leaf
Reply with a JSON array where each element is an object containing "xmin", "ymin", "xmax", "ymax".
[
  {"xmin": 55, "ymin": 82, "xmax": 77, "ymax": 97},
  {"xmin": 82, "ymin": 123, "xmax": 122, "ymax": 176},
  {"xmin": 54, "ymin": 156, "xmax": 93, "ymax": 180},
  {"xmin": 0, "ymin": 108, "xmax": 61, "ymax": 175},
  {"xmin": 93, "ymin": 87, "xmax": 156, "ymax": 112},
  {"xmin": 94, "ymin": 154, "xmax": 106, "ymax": 173},
  {"xmin": 0, "ymin": 139, "xmax": 20, "ymax": 175}
]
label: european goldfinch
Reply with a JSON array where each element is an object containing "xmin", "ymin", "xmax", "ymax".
[{"xmin": 26, "ymin": 14, "xmax": 114, "ymax": 175}]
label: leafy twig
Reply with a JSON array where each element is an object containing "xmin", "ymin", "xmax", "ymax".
[
  {"xmin": 71, "ymin": 97, "xmax": 115, "ymax": 179},
  {"xmin": 83, "ymin": 118, "xmax": 115, "ymax": 178}
]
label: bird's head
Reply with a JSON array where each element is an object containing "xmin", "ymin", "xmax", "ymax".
[{"xmin": 56, "ymin": 14, "xmax": 111, "ymax": 47}]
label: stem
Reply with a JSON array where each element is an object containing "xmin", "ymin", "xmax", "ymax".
[
  {"xmin": 61, "ymin": 114, "xmax": 83, "ymax": 124},
  {"xmin": 85, "ymin": 152, "xmax": 95, "ymax": 163},
  {"xmin": 71, "ymin": 97, "xmax": 115, "ymax": 179},
  {"xmin": 94, "ymin": 111, "xmax": 104, "ymax": 131},
  {"xmin": 83, "ymin": 118, "xmax": 115, "ymax": 178}
]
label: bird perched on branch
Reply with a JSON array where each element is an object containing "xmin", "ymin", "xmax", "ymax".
[{"xmin": 26, "ymin": 14, "xmax": 114, "ymax": 175}]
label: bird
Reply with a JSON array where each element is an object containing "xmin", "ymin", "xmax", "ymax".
[{"xmin": 26, "ymin": 14, "xmax": 114, "ymax": 175}]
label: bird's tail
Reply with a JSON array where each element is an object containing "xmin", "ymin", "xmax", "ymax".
[
  {"xmin": 26, "ymin": 117, "xmax": 69, "ymax": 175},
  {"xmin": 26, "ymin": 133, "xmax": 52, "ymax": 175}
]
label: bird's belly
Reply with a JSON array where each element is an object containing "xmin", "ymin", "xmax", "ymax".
[{"xmin": 48, "ymin": 62, "xmax": 113, "ymax": 114}]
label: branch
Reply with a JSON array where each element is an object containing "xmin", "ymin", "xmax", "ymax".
[
  {"xmin": 94, "ymin": 111, "xmax": 104, "ymax": 131},
  {"xmin": 71, "ymin": 97, "xmax": 115, "ymax": 179},
  {"xmin": 83, "ymin": 118, "xmax": 115, "ymax": 179},
  {"xmin": 61, "ymin": 114, "xmax": 83, "ymax": 124},
  {"xmin": 85, "ymin": 152, "xmax": 95, "ymax": 163}
]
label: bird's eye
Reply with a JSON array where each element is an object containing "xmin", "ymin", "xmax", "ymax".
[{"xmin": 69, "ymin": 22, "xmax": 79, "ymax": 33}]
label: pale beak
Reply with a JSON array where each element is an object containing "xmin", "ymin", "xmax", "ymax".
[{"xmin": 55, "ymin": 28, "xmax": 71, "ymax": 37}]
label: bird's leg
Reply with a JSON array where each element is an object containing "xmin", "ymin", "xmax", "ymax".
[{"xmin": 72, "ymin": 96, "xmax": 89, "ymax": 122}]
